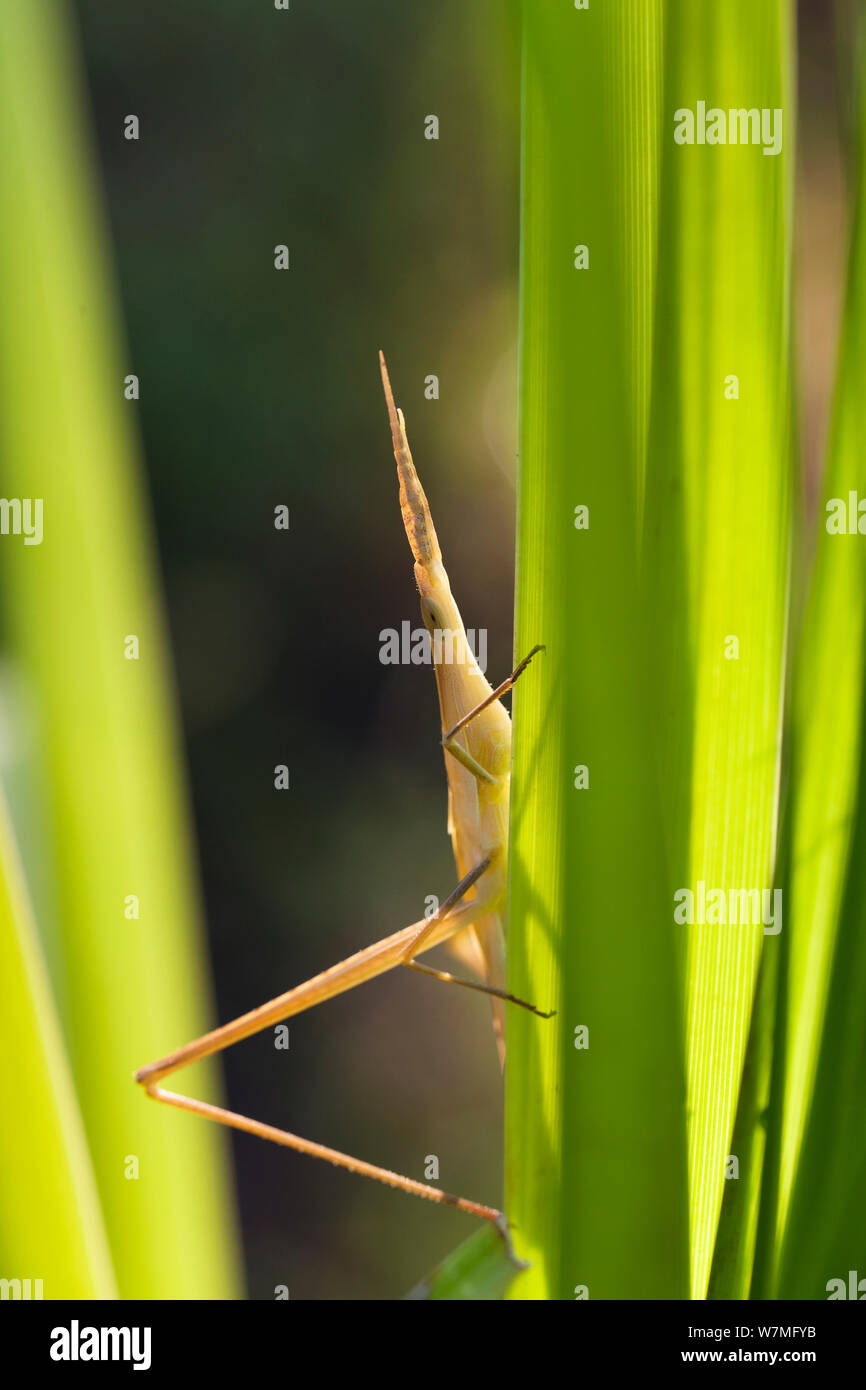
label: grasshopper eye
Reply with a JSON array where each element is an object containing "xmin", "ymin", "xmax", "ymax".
[{"xmin": 420, "ymin": 598, "xmax": 446, "ymax": 633}]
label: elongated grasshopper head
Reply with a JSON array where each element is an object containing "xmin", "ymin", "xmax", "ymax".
[
  {"xmin": 378, "ymin": 350, "xmax": 446, "ymax": 591},
  {"xmin": 378, "ymin": 349, "xmax": 504, "ymax": 705}
]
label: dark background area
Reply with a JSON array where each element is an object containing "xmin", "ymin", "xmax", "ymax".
[{"xmin": 72, "ymin": 0, "xmax": 520, "ymax": 1299}]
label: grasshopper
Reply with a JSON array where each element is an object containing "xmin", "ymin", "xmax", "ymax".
[{"xmin": 136, "ymin": 353, "xmax": 546, "ymax": 1229}]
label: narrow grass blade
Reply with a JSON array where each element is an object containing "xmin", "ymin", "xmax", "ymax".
[
  {"xmin": 506, "ymin": 0, "xmax": 688, "ymax": 1301},
  {"xmin": 767, "ymin": 20, "xmax": 866, "ymax": 1297},
  {"xmin": 0, "ymin": 1, "xmax": 239, "ymax": 1296},
  {"xmin": 645, "ymin": 0, "xmax": 794, "ymax": 1298},
  {"xmin": 404, "ymin": 1225, "xmax": 527, "ymax": 1301},
  {"xmin": 0, "ymin": 788, "xmax": 116, "ymax": 1298},
  {"xmin": 775, "ymin": 669, "xmax": 866, "ymax": 1294},
  {"xmin": 769, "ymin": 12, "xmax": 866, "ymax": 1261},
  {"xmin": 706, "ymin": 930, "xmax": 780, "ymax": 1298}
]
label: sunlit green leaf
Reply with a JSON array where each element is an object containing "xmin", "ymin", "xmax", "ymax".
[
  {"xmin": 0, "ymin": 0, "xmax": 240, "ymax": 1298},
  {"xmin": 0, "ymin": 787, "xmax": 116, "ymax": 1297},
  {"xmin": 506, "ymin": 0, "xmax": 688, "ymax": 1301},
  {"xmin": 644, "ymin": 0, "xmax": 793, "ymax": 1298}
]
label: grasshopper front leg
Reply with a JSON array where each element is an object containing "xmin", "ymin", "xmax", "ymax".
[
  {"xmin": 397, "ymin": 645, "xmax": 552, "ymax": 1021},
  {"xmin": 440, "ymin": 644, "xmax": 546, "ymax": 784}
]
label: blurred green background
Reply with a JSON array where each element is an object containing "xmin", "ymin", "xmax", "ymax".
[{"xmin": 72, "ymin": 0, "xmax": 520, "ymax": 1299}]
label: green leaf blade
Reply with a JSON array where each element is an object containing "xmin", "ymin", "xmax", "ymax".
[
  {"xmin": 645, "ymin": 0, "xmax": 794, "ymax": 1298},
  {"xmin": 506, "ymin": 0, "xmax": 688, "ymax": 1301},
  {"xmin": 0, "ymin": 790, "xmax": 116, "ymax": 1298},
  {"xmin": 0, "ymin": 1, "xmax": 240, "ymax": 1298}
]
